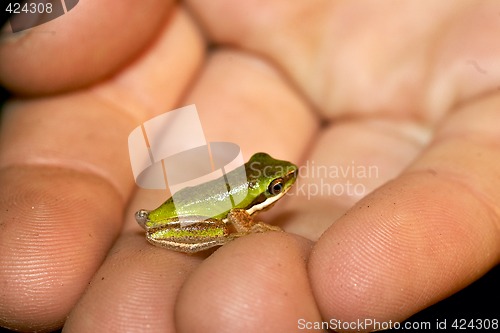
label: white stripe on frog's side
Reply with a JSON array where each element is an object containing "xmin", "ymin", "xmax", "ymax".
[{"xmin": 245, "ymin": 191, "xmax": 286, "ymax": 215}]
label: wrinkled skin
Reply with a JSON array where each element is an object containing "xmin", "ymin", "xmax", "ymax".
[{"xmin": 0, "ymin": 1, "xmax": 499, "ymax": 332}]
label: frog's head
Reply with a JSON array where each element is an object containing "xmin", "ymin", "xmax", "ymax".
[{"xmin": 244, "ymin": 152, "xmax": 298, "ymax": 215}]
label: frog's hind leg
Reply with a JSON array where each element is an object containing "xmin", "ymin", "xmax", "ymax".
[
  {"xmin": 227, "ymin": 209, "xmax": 283, "ymax": 235},
  {"xmin": 145, "ymin": 218, "xmax": 232, "ymax": 253},
  {"xmin": 150, "ymin": 238, "xmax": 229, "ymax": 253}
]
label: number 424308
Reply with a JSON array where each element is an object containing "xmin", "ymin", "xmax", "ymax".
[
  {"xmin": 5, "ymin": 2, "xmax": 53, "ymax": 14},
  {"xmin": 452, "ymin": 318, "xmax": 498, "ymax": 330}
]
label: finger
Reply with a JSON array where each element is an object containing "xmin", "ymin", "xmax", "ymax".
[
  {"xmin": 183, "ymin": 48, "xmax": 318, "ymax": 159},
  {"xmin": 0, "ymin": 93, "xmax": 136, "ymax": 331},
  {"xmin": 0, "ymin": 5, "xmax": 203, "ymax": 331},
  {"xmin": 0, "ymin": 0, "xmax": 174, "ymax": 95},
  {"xmin": 309, "ymin": 93, "xmax": 500, "ymax": 329},
  {"xmin": 187, "ymin": 0, "xmax": 500, "ymax": 118},
  {"xmin": 91, "ymin": 7, "xmax": 205, "ymax": 121},
  {"xmin": 176, "ymin": 233, "xmax": 319, "ymax": 333},
  {"xmin": 63, "ymin": 234, "xmax": 203, "ymax": 332},
  {"xmin": 0, "ymin": 164, "xmax": 123, "ymax": 332}
]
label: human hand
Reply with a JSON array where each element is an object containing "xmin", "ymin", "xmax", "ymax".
[{"xmin": 1, "ymin": 1, "xmax": 499, "ymax": 332}]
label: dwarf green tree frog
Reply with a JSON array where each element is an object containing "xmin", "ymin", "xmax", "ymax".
[{"xmin": 135, "ymin": 152, "xmax": 298, "ymax": 253}]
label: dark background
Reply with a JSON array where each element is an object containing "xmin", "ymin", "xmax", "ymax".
[{"xmin": 391, "ymin": 265, "xmax": 499, "ymax": 331}]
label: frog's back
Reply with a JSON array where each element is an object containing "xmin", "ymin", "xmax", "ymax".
[{"xmin": 148, "ymin": 177, "xmax": 248, "ymax": 221}]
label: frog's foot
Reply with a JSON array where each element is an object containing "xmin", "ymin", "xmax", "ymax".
[
  {"xmin": 251, "ymin": 222, "xmax": 282, "ymax": 233},
  {"xmin": 227, "ymin": 208, "xmax": 283, "ymax": 234}
]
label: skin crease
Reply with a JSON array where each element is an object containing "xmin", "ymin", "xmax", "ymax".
[{"xmin": 0, "ymin": 1, "xmax": 498, "ymax": 332}]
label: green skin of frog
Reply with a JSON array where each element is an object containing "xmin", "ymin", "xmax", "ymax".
[{"xmin": 135, "ymin": 153, "xmax": 298, "ymax": 253}]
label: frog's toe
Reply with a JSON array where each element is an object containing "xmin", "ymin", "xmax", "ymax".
[{"xmin": 251, "ymin": 222, "xmax": 283, "ymax": 233}]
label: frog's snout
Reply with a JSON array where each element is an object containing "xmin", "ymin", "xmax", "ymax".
[{"xmin": 135, "ymin": 209, "xmax": 150, "ymax": 229}]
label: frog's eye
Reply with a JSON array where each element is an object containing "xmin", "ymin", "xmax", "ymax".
[{"xmin": 268, "ymin": 178, "xmax": 284, "ymax": 196}]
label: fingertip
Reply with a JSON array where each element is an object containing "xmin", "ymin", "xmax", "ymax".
[
  {"xmin": 0, "ymin": 166, "xmax": 123, "ymax": 331},
  {"xmin": 63, "ymin": 234, "xmax": 203, "ymax": 332},
  {"xmin": 309, "ymin": 173, "xmax": 500, "ymax": 329},
  {"xmin": 175, "ymin": 232, "xmax": 322, "ymax": 332},
  {"xmin": 0, "ymin": 0, "xmax": 174, "ymax": 95}
]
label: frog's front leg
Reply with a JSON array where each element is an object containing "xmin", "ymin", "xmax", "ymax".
[
  {"xmin": 227, "ymin": 208, "xmax": 283, "ymax": 236},
  {"xmin": 145, "ymin": 217, "xmax": 232, "ymax": 253}
]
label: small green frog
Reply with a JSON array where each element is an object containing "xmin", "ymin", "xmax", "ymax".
[{"xmin": 135, "ymin": 152, "xmax": 298, "ymax": 253}]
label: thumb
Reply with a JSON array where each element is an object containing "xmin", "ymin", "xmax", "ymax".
[{"xmin": 309, "ymin": 93, "xmax": 500, "ymax": 329}]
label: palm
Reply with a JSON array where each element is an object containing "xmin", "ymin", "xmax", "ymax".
[{"xmin": 0, "ymin": 1, "xmax": 498, "ymax": 332}]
